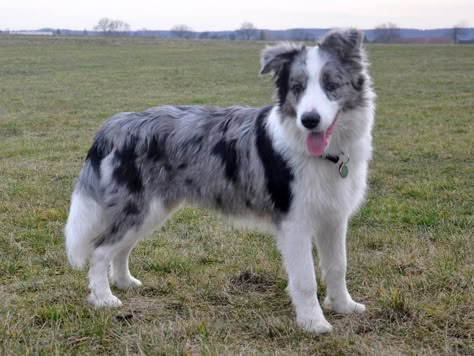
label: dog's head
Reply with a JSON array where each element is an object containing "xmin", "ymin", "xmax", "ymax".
[{"xmin": 260, "ymin": 29, "xmax": 370, "ymax": 157}]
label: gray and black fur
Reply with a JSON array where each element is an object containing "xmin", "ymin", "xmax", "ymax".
[{"xmin": 80, "ymin": 104, "xmax": 293, "ymax": 246}]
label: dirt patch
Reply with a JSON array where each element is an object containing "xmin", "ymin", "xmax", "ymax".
[
  {"xmin": 227, "ymin": 271, "xmax": 275, "ymax": 293},
  {"xmin": 115, "ymin": 310, "xmax": 143, "ymax": 324}
]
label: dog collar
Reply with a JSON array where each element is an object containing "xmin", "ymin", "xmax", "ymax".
[{"xmin": 323, "ymin": 152, "xmax": 350, "ymax": 178}]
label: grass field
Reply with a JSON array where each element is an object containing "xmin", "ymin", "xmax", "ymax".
[{"xmin": 0, "ymin": 35, "xmax": 473, "ymax": 354}]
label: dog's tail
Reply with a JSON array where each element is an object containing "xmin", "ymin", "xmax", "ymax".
[
  {"xmin": 64, "ymin": 177, "xmax": 105, "ymax": 270},
  {"xmin": 65, "ymin": 140, "xmax": 110, "ymax": 270}
]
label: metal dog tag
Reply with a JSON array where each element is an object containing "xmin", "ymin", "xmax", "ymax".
[
  {"xmin": 338, "ymin": 152, "xmax": 350, "ymax": 178},
  {"xmin": 339, "ymin": 162, "xmax": 348, "ymax": 178}
]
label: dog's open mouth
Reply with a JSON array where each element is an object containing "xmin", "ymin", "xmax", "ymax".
[{"xmin": 306, "ymin": 113, "xmax": 338, "ymax": 157}]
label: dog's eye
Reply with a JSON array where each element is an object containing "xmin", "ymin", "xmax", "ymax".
[
  {"xmin": 325, "ymin": 81, "xmax": 340, "ymax": 92},
  {"xmin": 291, "ymin": 84, "xmax": 303, "ymax": 94}
]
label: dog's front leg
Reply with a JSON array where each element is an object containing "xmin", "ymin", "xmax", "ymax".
[
  {"xmin": 277, "ymin": 222, "xmax": 332, "ymax": 334},
  {"xmin": 314, "ymin": 216, "xmax": 366, "ymax": 314}
]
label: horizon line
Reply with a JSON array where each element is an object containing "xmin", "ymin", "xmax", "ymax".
[{"xmin": 5, "ymin": 25, "xmax": 473, "ymax": 33}]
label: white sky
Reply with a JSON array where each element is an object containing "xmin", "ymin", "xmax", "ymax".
[{"xmin": 1, "ymin": 0, "xmax": 473, "ymax": 31}]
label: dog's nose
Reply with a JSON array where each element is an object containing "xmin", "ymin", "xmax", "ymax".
[{"xmin": 301, "ymin": 111, "xmax": 321, "ymax": 130}]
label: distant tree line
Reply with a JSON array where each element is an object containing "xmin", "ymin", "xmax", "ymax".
[
  {"xmin": 169, "ymin": 22, "xmax": 262, "ymax": 40},
  {"xmin": 6, "ymin": 18, "xmax": 472, "ymax": 44},
  {"xmin": 372, "ymin": 21, "xmax": 471, "ymax": 44}
]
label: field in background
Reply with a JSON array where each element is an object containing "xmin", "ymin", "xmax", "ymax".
[{"xmin": 0, "ymin": 36, "xmax": 472, "ymax": 354}]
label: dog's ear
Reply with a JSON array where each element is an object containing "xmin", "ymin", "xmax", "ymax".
[
  {"xmin": 260, "ymin": 43, "xmax": 305, "ymax": 75},
  {"xmin": 318, "ymin": 28, "xmax": 364, "ymax": 61}
]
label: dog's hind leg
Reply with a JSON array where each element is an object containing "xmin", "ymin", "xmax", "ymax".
[
  {"xmin": 109, "ymin": 237, "xmax": 143, "ymax": 289},
  {"xmin": 87, "ymin": 198, "xmax": 173, "ymax": 307},
  {"xmin": 109, "ymin": 198, "xmax": 173, "ymax": 290},
  {"xmin": 88, "ymin": 241, "xmax": 123, "ymax": 307},
  {"xmin": 87, "ymin": 211, "xmax": 144, "ymax": 307},
  {"xmin": 313, "ymin": 217, "xmax": 366, "ymax": 314},
  {"xmin": 88, "ymin": 221, "xmax": 147, "ymax": 306}
]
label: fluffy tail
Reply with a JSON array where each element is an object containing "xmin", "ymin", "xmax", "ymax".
[
  {"xmin": 65, "ymin": 126, "xmax": 113, "ymax": 269},
  {"xmin": 65, "ymin": 169, "xmax": 105, "ymax": 270}
]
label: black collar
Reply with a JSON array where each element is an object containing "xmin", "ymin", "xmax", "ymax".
[{"xmin": 323, "ymin": 154, "xmax": 340, "ymax": 164}]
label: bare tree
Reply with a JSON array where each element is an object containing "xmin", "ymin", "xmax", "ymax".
[
  {"xmin": 94, "ymin": 18, "xmax": 111, "ymax": 35},
  {"xmin": 373, "ymin": 22, "xmax": 401, "ymax": 43},
  {"xmin": 448, "ymin": 22, "xmax": 468, "ymax": 44},
  {"xmin": 237, "ymin": 22, "xmax": 257, "ymax": 40},
  {"xmin": 171, "ymin": 25, "xmax": 194, "ymax": 39},
  {"xmin": 94, "ymin": 18, "xmax": 130, "ymax": 36}
]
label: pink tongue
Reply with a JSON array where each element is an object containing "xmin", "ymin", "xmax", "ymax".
[{"xmin": 306, "ymin": 132, "xmax": 327, "ymax": 157}]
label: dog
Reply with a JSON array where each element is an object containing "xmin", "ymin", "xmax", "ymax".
[{"xmin": 65, "ymin": 28, "xmax": 375, "ymax": 334}]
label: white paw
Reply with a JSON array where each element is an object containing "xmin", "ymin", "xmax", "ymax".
[
  {"xmin": 297, "ymin": 317, "xmax": 333, "ymax": 334},
  {"xmin": 111, "ymin": 275, "xmax": 143, "ymax": 289},
  {"xmin": 323, "ymin": 298, "xmax": 366, "ymax": 314},
  {"xmin": 87, "ymin": 293, "xmax": 122, "ymax": 308}
]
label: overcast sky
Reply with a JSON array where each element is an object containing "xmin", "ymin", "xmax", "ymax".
[{"xmin": 2, "ymin": 0, "xmax": 473, "ymax": 31}]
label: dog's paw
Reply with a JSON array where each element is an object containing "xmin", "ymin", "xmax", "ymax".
[
  {"xmin": 87, "ymin": 293, "xmax": 122, "ymax": 308},
  {"xmin": 297, "ymin": 317, "xmax": 333, "ymax": 334},
  {"xmin": 323, "ymin": 298, "xmax": 366, "ymax": 314},
  {"xmin": 111, "ymin": 275, "xmax": 143, "ymax": 289}
]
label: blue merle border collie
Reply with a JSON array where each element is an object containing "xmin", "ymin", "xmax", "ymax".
[{"xmin": 65, "ymin": 28, "xmax": 375, "ymax": 334}]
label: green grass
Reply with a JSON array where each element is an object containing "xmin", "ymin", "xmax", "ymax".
[{"xmin": 0, "ymin": 35, "xmax": 473, "ymax": 354}]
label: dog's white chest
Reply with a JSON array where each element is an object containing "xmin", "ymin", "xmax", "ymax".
[{"xmin": 292, "ymin": 157, "xmax": 368, "ymax": 219}]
